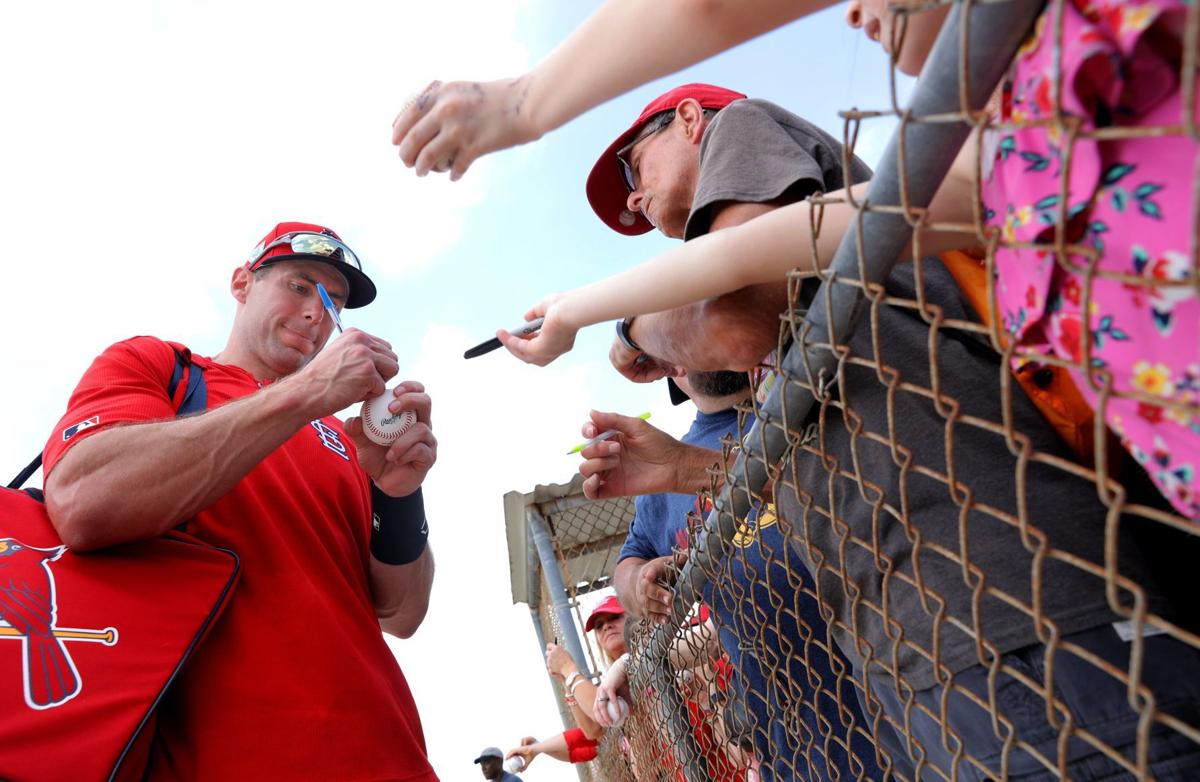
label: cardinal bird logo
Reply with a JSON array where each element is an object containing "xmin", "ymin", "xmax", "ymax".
[{"xmin": 0, "ymin": 538, "xmax": 118, "ymax": 710}]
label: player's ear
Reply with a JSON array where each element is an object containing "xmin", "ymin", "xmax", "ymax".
[{"xmin": 230, "ymin": 266, "xmax": 252, "ymax": 304}]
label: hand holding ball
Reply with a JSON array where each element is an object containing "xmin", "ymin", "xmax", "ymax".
[
  {"xmin": 360, "ymin": 389, "xmax": 417, "ymax": 446},
  {"xmin": 606, "ymin": 696, "xmax": 630, "ymax": 727}
]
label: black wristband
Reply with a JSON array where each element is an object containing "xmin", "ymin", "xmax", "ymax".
[
  {"xmin": 616, "ymin": 317, "xmax": 643, "ymax": 353},
  {"xmin": 369, "ymin": 485, "xmax": 428, "ymax": 565}
]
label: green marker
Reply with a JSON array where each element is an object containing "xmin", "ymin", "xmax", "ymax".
[{"xmin": 568, "ymin": 412, "xmax": 652, "ymax": 455}]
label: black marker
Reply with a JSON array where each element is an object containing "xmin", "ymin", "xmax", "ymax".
[{"xmin": 464, "ymin": 317, "xmax": 544, "ymax": 359}]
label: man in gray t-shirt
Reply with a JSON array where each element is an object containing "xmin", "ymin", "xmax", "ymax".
[
  {"xmin": 585, "ymin": 83, "xmax": 871, "ymax": 382},
  {"xmin": 582, "ymin": 83, "xmax": 1200, "ymax": 780},
  {"xmin": 588, "ymin": 83, "xmax": 876, "ymax": 782}
]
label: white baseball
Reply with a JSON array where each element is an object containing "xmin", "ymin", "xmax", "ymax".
[
  {"xmin": 606, "ymin": 696, "xmax": 630, "ymax": 727},
  {"xmin": 360, "ymin": 389, "xmax": 417, "ymax": 446}
]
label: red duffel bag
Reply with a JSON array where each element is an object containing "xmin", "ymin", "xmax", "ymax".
[{"xmin": 0, "ymin": 487, "xmax": 239, "ymax": 782}]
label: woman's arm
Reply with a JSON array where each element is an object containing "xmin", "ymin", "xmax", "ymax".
[{"xmin": 546, "ymin": 643, "xmax": 603, "ymax": 738}]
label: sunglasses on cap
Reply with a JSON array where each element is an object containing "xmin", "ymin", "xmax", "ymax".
[
  {"xmin": 246, "ymin": 231, "xmax": 362, "ymax": 272},
  {"xmin": 615, "ymin": 110, "xmax": 676, "ymax": 193}
]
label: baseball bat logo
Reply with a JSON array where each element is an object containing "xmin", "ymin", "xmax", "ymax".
[{"xmin": 0, "ymin": 538, "xmax": 118, "ymax": 710}]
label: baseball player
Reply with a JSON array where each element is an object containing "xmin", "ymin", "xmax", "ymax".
[{"xmin": 42, "ymin": 222, "xmax": 440, "ymax": 780}]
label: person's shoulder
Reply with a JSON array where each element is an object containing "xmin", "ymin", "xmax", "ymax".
[
  {"xmin": 713, "ymin": 98, "xmax": 822, "ymax": 137},
  {"xmin": 90, "ymin": 336, "xmax": 177, "ymax": 370}
]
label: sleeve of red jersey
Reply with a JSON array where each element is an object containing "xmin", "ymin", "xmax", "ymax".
[{"xmin": 42, "ymin": 336, "xmax": 180, "ymax": 478}]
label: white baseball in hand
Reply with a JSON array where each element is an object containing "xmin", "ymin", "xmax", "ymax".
[
  {"xmin": 606, "ymin": 696, "xmax": 630, "ymax": 727},
  {"xmin": 360, "ymin": 389, "xmax": 417, "ymax": 445}
]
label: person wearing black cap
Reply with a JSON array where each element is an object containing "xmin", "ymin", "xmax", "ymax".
[
  {"xmin": 41, "ymin": 222, "xmax": 440, "ymax": 781},
  {"xmin": 475, "ymin": 746, "xmax": 523, "ymax": 781}
]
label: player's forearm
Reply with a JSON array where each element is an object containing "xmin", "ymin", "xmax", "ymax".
[
  {"xmin": 45, "ymin": 379, "xmax": 319, "ymax": 551},
  {"xmin": 525, "ymin": 0, "xmax": 829, "ymax": 135},
  {"xmin": 372, "ymin": 545, "xmax": 435, "ymax": 638}
]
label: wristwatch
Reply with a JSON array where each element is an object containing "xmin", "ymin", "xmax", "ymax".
[{"xmin": 615, "ymin": 317, "xmax": 643, "ymax": 353}]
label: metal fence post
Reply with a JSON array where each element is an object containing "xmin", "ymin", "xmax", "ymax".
[{"xmin": 528, "ymin": 508, "xmax": 594, "ymax": 679}]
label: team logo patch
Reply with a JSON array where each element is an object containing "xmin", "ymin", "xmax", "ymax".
[
  {"xmin": 0, "ymin": 538, "xmax": 118, "ymax": 710},
  {"xmin": 310, "ymin": 420, "xmax": 350, "ymax": 461},
  {"xmin": 61, "ymin": 416, "xmax": 99, "ymax": 442}
]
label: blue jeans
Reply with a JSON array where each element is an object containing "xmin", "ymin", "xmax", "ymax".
[{"xmin": 866, "ymin": 625, "xmax": 1200, "ymax": 780}]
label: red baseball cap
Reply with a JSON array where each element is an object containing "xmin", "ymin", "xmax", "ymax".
[
  {"xmin": 244, "ymin": 221, "xmax": 377, "ymax": 309},
  {"xmin": 584, "ymin": 595, "xmax": 626, "ymax": 631},
  {"xmin": 586, "ymin": 84, "xmax": 747, "ymax": 236}
]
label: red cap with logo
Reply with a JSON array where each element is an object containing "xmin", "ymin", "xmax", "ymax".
[
  {"xmin": 584, "ymin": 594, "xmax": 626, "ymax": 632},
  {"xmin": 586, "ymin": 83, "xmax": 747, "ymax": 236},
  {"xmin": 244, "ymin": 221, "xmax": 377, "ymax": 309}
]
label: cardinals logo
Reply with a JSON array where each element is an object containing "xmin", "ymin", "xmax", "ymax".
[{"xmin": 0, "ymin": 538, "xmax": 117, "ymax": 710}]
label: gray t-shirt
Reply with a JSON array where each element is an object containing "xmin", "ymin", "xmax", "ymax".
[
  {"xmin": 683, "ymin": 97, "xmax": 1168, "ymax": 691},
  {"xmin": 685, "ymin": 99, "xmax": 874, "ymax": 240}
]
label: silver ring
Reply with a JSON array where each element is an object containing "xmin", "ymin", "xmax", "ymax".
[{"xmin": 597, "ymin": 696, "xmax": 609, "ymax": 701}]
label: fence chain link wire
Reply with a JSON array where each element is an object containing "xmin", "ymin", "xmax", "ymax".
[{"xmin": 512, "ymin": 1, "xmax": 1200, "ymax": 779}]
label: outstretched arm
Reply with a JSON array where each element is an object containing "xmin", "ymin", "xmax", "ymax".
[
  {"xmin": 392, "ymin": 0, "xmax": 834, "ymax": 179},
  {"xmin": 499, "ymin": 183, "xmax": 869, "ymax": 366},
  {"xmin": 609, "ymin": 197, "xmax": 797, "ymax": 381},
  {"xmin": 502, "ymin": 135, "xmax": 982, "ymax": 369},
  {"xmin": 577, "ymin": 410, "xmax": 725, "ymax": 500},
  {"xmin": 506, "ymin": 733, "xmax": 570, "ymax": 768}
]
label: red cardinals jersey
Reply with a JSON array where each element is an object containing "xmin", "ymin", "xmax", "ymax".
[{"xmin": 44, "ymin": 337, "xmax": 438, "ymax": 782}]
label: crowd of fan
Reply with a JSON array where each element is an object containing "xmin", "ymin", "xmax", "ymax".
[{"xmin": 402, "ymin": 1, "xmax": 1200, "ymax": 780}]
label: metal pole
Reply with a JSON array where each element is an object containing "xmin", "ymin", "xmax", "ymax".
[
  {"xmin": 653, "ymin": 0, "xmax": 1046, "ymax": 643},
  {"xmin": 528, "ymin": 508, "xmax": 594, "ymax": 680}
]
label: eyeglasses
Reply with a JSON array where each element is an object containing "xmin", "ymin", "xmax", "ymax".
[
  {"xmin": 246, "ymin": 232, "xmax": 362, "ymax": 272},
  {"xmin": 615, "ymin": 110, "xmax": 676, "ymax": 193}
]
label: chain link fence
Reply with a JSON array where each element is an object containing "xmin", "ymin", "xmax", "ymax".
[{"xmin": 507, "ymin": 1, "xmax": 1199, "ymax": 779}]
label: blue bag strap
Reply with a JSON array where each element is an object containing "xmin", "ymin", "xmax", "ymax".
[
  {"xmin": 7, "ymin": 455, "xmax": 42, "ymax": 490},
  {"xmin": 169, "ymin": 347, "xmax": 208, "ymax": 417},
  {"xmin": 8, "ymin": 347, "xmax": 207, "ymax": 490}
]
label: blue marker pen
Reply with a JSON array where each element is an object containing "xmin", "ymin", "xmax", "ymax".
[{"xmin": 316, "ymin": 282, "xmax": 343, "ymax": 334}]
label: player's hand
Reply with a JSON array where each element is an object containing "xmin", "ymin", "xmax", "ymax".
[
  {"xmin": 344, "ymin": 381, "xmax": 437, "ymax": 498},
  {"xmin": 505, "ymin": 738, "xmax": 540, "ymax": 770},
  {"xmin": 498, "ymin": 295, "xmax": 578, "ymax": 366},
  {"xmin": 544, "ymin": 642, "xmax": 576, "ymax": 680},
  {"xmin": 631, "ymin": 554, "xmax": 686, "ymax": 625},
  {"xmin": 578, "ymin": 411, "xmax": 691, "ymax": 499},
  {"xmin": 296, "ymin": 328, "xmax": 398, "ymax": 417},
  {"xmin": 391, "ymin": 76, "xmax": 542, "ymax": 181},
  {"xmin": 609, "ymin": 337, "xmax": 677, "ymax": 383}
]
